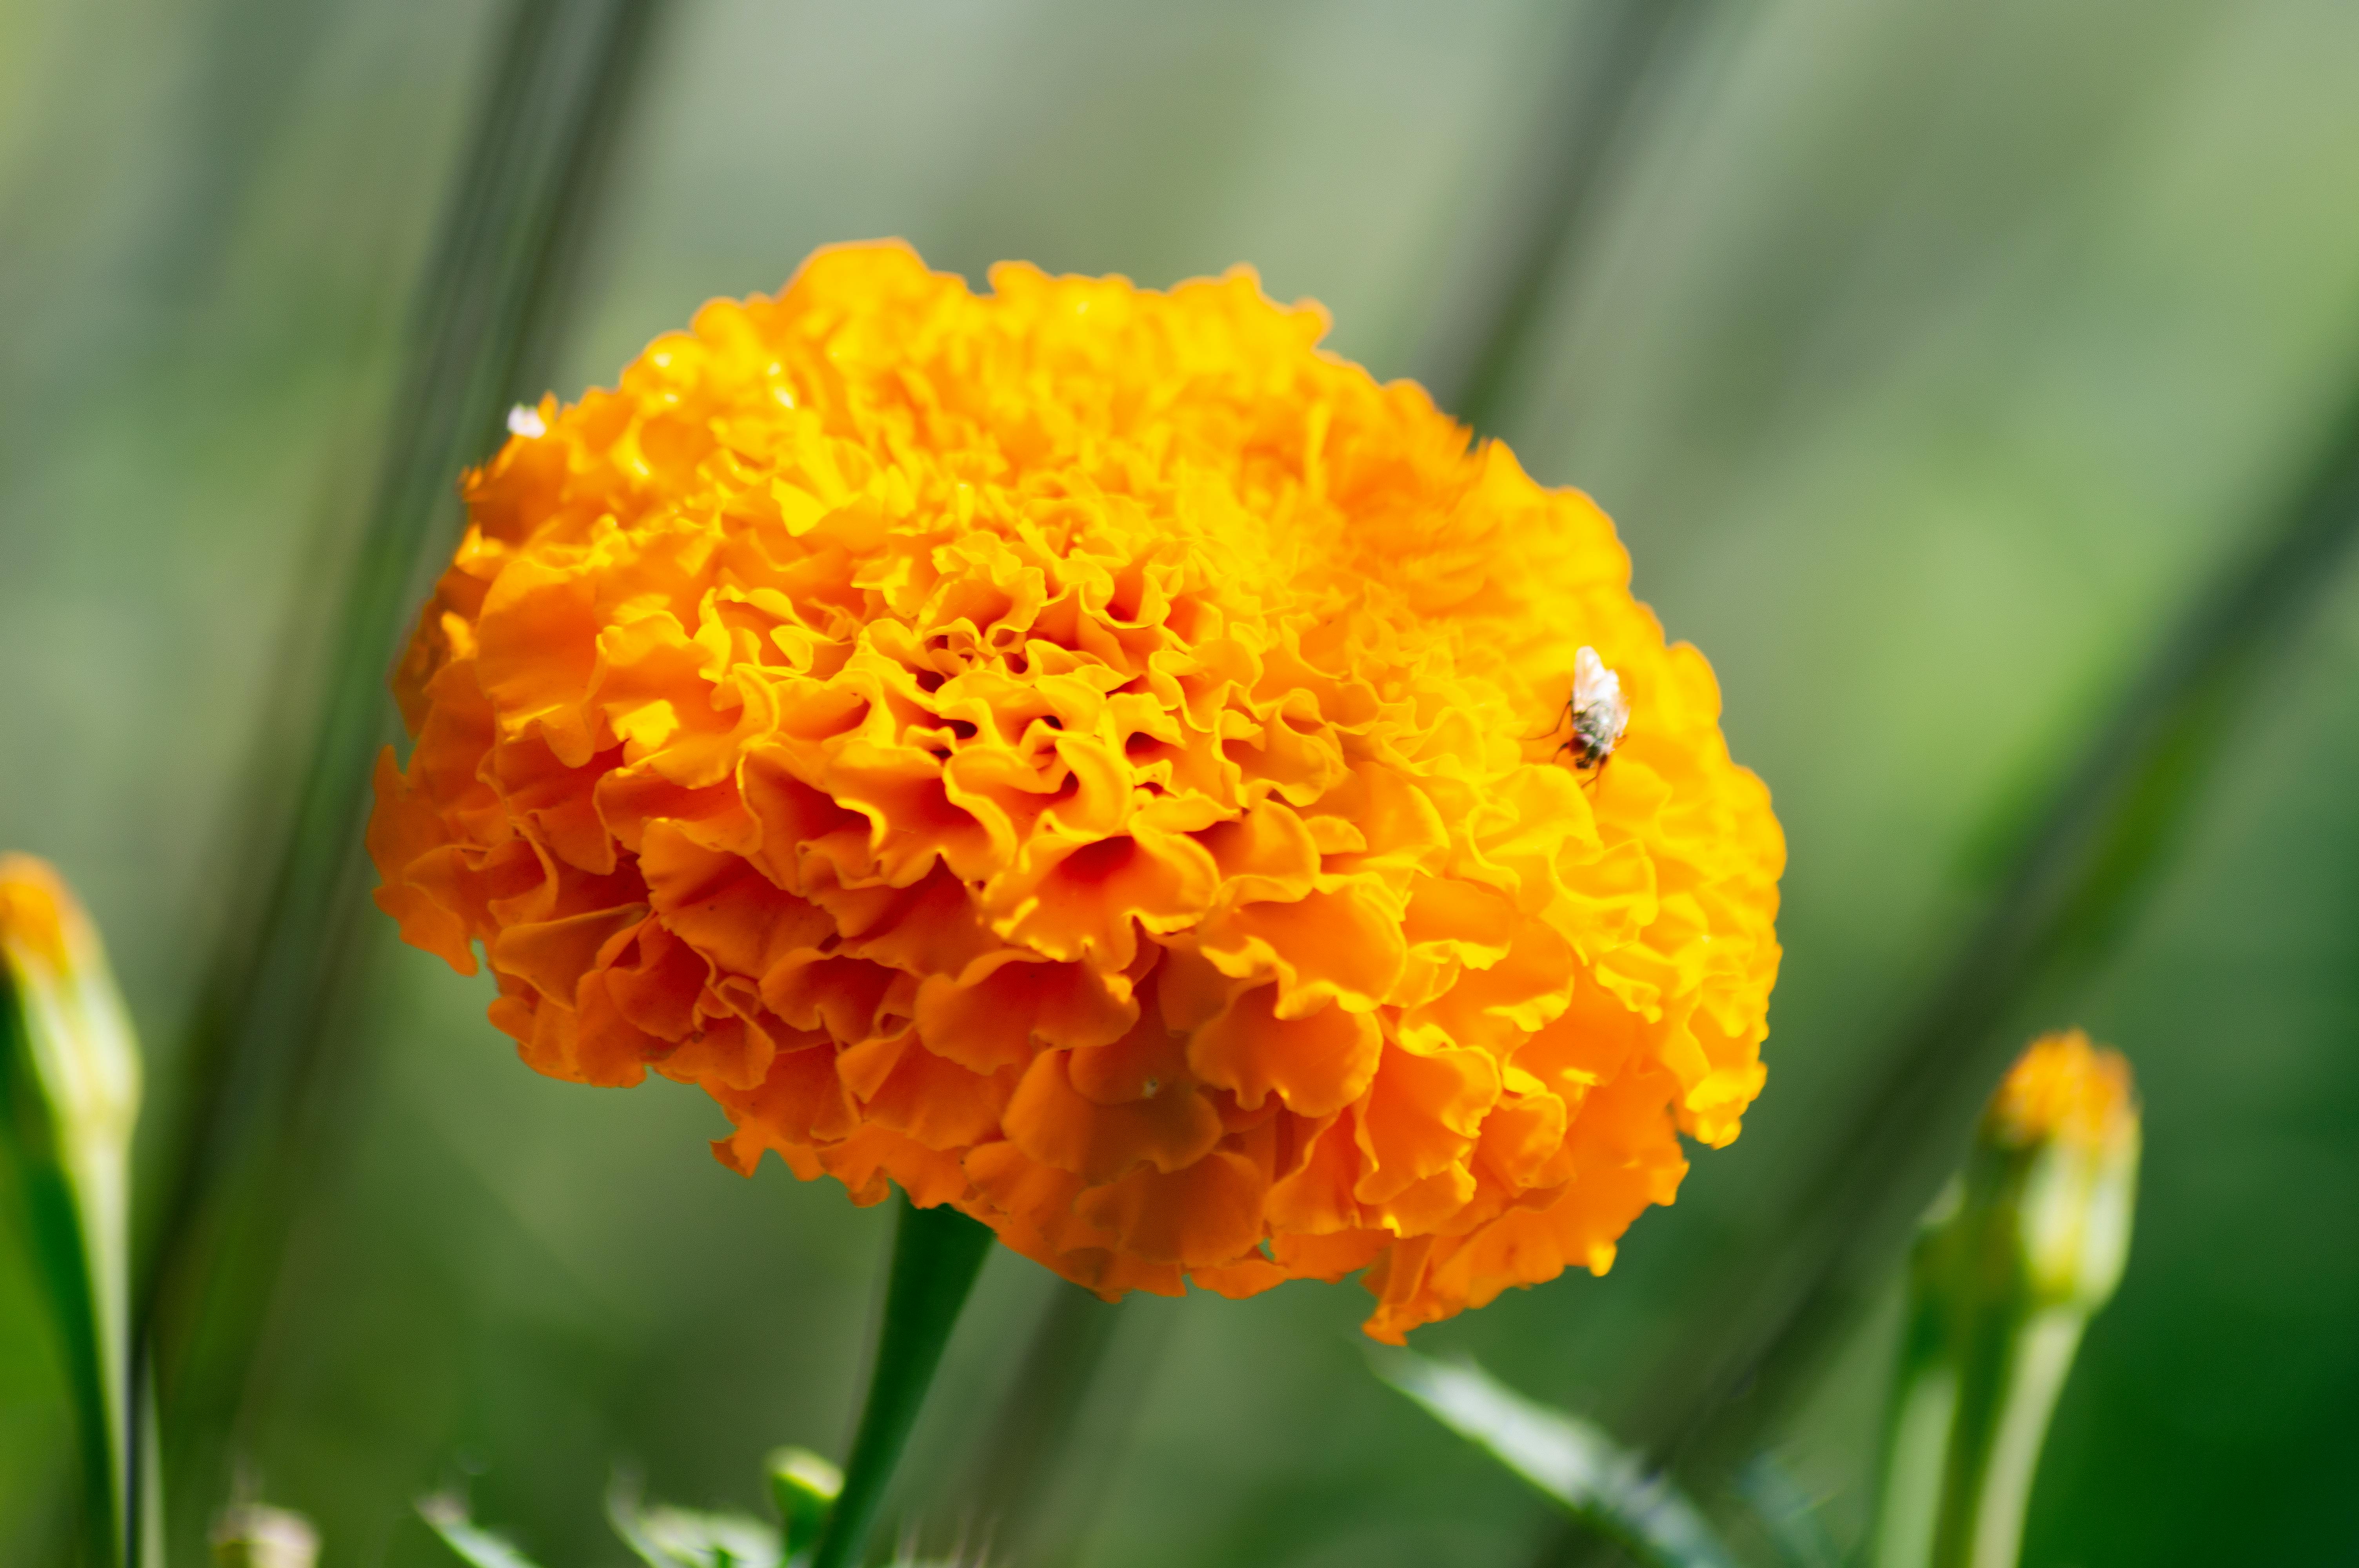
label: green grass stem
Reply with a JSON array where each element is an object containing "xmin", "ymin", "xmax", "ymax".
[
  {"xmin": 1538, "ymin": 363, "xmax": 2359, "ymax": 1568},
  {"xmin": 135, "ymin": 0, "xmax": 669, "ymax": 1544}
]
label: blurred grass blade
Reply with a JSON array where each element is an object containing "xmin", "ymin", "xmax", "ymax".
[
  {"xmin": 136, "ymin": 1374, "xmax": 163, "ymax": 1568},
  {"xmin": 1418, "ymin": 0, "xmax": 1719, "ymax": 433},
  {"xmin": 607, "ymin": 1469, "xmax": 782, "ymax": 1568},
  {"xmin": 1374, "ymin": 1350, "xmax": 1737, "ymax": 1568},
  {"xmin": 807, "ymin": 1194, "xmax": 996, "ymax": 1568},
  {"xmin": 139, "ymin": 0, "xmax": 670, "ymax": 1537},
  {"xmin": 1602, "ymin": 368, "xmax": 2359, "ymax": 1481},
  {"xmin": 417, "ymin": 1495, "xmax": 549, "ymax": 1568},
  {"xmin": 0, "ymin": 855, "xmax": 143, "ymax": 1568},
  {"xmin": 1735, "ymin": 1455, "xmax": 1840, "ymax": 1568},
  {"xmin": 1870, "ymin": 1034, "xmax": 2138, "ymax": 1568},
  {"xmin": 953, "ymin": 1283, "xmax": 1127, "ymax": 1558}
]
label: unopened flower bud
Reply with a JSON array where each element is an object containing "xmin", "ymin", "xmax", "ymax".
[
  {"xmin": 1981, "ymin": 1029, "xmax": 2138, "ymax": 1312},
  {"xmin": 1871, "ymin": 1030, "xmax": 2141, "ymax": 1568},
  {"xmin": 1, "ymin": 855, "xmax": 143, "ymax": 1563}
]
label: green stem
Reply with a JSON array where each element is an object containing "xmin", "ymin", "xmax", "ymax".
[
  {"xmin": 809, "ymin": 1194, "xmax": 995, "ymax": 1568},
  {"xmin": 1873, "ymin": 1270, "xmax": 2095, "ymax": 1568},
  {"xmin": 1932, "ymin": 1308, "xmax": 2083, "ymax": 1568}
]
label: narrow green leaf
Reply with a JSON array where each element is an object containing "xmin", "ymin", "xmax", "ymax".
[
  {"xmin": 1, "ymin": 856, "xmax": 143, "ymax": 1568},
  {"xmin": 1418, "ymin": 0, "xmax": 1720, "ymax": 433},
  {"xmin": 607, "ymin": 1469, "xmax": 782, "ymax": 1568},
  {"xmin": 1598, "ymin": 373, "xmax": 2359, "ymax": 1482},
  {"xmin": 1735, "ymin": 1454, "xmax": 1841, "ymax": 1568},
  {"xmin": 140, "ymin": 0, "xmax": 673, "ymax": 1545},
  {"xmin": 417, "ymin": 1495, "xmax": 548, "ymax": 1568},
  {"xmin": 1374, "ymin": 1350, "xmax": 1738, "ymax": 1568},
  {"xmin": 807, "ymin": 1193, "xmax": 996, "ymax": 1568},
  {"xmin": 952, "ymin": 1283, "xmax": 1127, "ymax": 1559}
]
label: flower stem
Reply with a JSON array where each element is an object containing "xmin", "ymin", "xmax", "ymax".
[{"xmin": 809, "ymin": 1194, "xmax": 995, "ymax": 1568}]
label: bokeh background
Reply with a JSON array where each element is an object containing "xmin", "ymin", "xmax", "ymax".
[{"xmin": 5, "ymin": 0, "xmax": 2358, "ymax": 1564}]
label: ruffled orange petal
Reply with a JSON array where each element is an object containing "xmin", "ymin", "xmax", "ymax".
[{"xmin": 368, "ymin": 241, "xmax": 1784, "ymax": 1339}]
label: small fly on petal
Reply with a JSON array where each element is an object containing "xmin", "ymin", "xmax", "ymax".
[{"xmin": 1559, "ymin": 646, "xmax": 1629, "ymax": 771}]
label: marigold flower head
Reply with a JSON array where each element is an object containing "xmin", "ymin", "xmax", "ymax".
[{"xmin": 368, "ymin": 242, "xmax": 1783, "ymax": 1339}]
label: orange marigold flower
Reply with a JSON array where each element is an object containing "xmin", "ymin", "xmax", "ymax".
[{"xmin": 367, "ymin": 242, "xmax": 1783, "ymax": 1340}]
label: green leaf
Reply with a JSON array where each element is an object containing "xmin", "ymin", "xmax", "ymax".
[
  {"xmin": 607, "ymin": 1469, "xmax": 781, "ymax": 1568},
  {"xmin": 416, "ymin": 1495, "xmax": 548, "ymax": 1568},
  {"xmin": 1372, "ymin": 1350, "xmax": 1738, "ymax": 1568}
]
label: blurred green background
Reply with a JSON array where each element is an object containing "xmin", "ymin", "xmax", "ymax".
[{"xmin": 4, "ymin": 0, "xmax": 2357, "ymax": 1563}]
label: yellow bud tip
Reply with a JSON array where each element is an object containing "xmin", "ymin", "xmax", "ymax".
[
  {"xmin": 0, "ymin": 854, "xmax": 81, "ymax": 976},
  {"xmin": 1988, "ymin": 1029, "xmax": 2136, "ymax": 1153},
  {"xmin": 211, "ymin": 1503, "xmax": 320, "ymax": 1568}
]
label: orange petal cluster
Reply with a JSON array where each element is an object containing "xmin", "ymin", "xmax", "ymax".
[
  {"xmin": 368, "ymin": 243, "xmax": 1783, "ymax": 1340},
  {"xmin": 1988, "ymin": 1029, "xmax": 2136, "ymax": 1154}
]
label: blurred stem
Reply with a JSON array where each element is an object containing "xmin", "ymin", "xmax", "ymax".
[
  {"xmin": 1932, "ymin": 1310, "xmax": 2081, "ymax": 1568},
  {"xmin": 956, "ymin": 1283, "xmax": 1127, "ymax": 1558},
  {"xmin": 1873, "ymin": 1260, "xmax": 2095, "ymax": 1568},
  {"xmin": 1874, "ymin": 1279, "xmax": 2090, "ymax": 1568},
  {"xmin": 1419, "ymin": 0, "xmax": 1717, "ymax": 434},
  {"xmin": 136, "ymin": 0, "xmax": 668, "ymax": 1540},
  {"xmin": 1539, "ymin": 364, "xmax": 2359, "ymax": 1566},
  {"xmin": 810, "ymin": 1195, "xmax": 996, "ymax": 1568}
]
